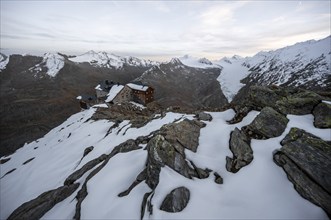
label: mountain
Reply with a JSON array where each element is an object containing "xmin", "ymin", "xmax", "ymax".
[
  {"xmin": 178, "ymin": 55, "xmax": 219, "ymax": 69},
  {"xmin": 135, "ymin": 58, "xmax": 228, "ymax": 108},
  {"xmin": 69, "ymin": 50, "xmax": 158, "ymax": 69},
  {"xmin": 213, "ymin": 36, "xmax": 331, "ymax": 102},
  {"xmin": 0, "ymin": 52, "xmax": 153, "ymax": 156},
  {"xmin": 1, "ymin": 87, "xmax": 330, "ymax": 219}
]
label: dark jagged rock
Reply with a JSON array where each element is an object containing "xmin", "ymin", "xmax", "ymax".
[
  {"xmin": 226, "ymin": 128, "xmax": 253, "ymax": 173},
  {"xmin": 242, "ymin": 107, "xmax": 288, "ymax": 139},
  {"xmin": 146, "ymin": 135, "xmax": 195, "ymax": 189},
  {"xmin": 22, "ymin": 157, "xmax": 35, "ymax": 165},
  {"xmin": 214, "ymin": 172, "xmax": 223, "ymax": 184},
  {"xmin": 141, "ymin": 191, "xmax": 154, "ymax": 220},
  {"xmin": 189, "ymin": 160, "xmax": 211, "ymax": 179},
  {"xmin": 273, "ymin": 128, "xmax": 331, "ymax": 216},
  {"xmin": 195, "ymin": 112, "xmax": 213, "ymax": 121},
  {"xmin": 160, "ymin": 187, "xmax": 190, "ymax": 213},
  {"xmin": 0, "ymin": 157, "xmax": 11, "ymax": 164},
  {"xmin": 0, "ymin": 168, "xmax": 16, "ymax": 179},
  {"xmin": 83, "ymin": 146, "xmax": 94, "ymax": 157},
  {"xmin": 230, "ymin": 86, "xmax": 324, "ymax": 123},
  {"xmin": 8, "ymin": 183, "xmax": 79, "ymax": 220},
  {"xmin": 159, "ymin": 119, "xmax": 205, "ymax": 153},
  {"xmin": 313, "ymin": 102, "xmax": 331, "ymax": 128}
]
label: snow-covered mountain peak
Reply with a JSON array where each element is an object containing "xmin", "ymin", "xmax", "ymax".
[
  {"xmin": 169, "ymin": 57, "xmax": 183, "ymax": 65},
  {"xmin": 69, "ymin": 51, "xmax": 157, "ymax": 69},
  {"xmin": 178, "ymin": 55, "xmax": 220, "ymax": 69},
  {"xmin": 0, "ymin": 53, "xmax": 9, "ymax": 72}
]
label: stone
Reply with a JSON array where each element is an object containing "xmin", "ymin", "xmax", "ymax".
[
  {"xmin": 242, "ymin": 107, "xmax": 288, "ymax": 139},
  {"xmin": 226, "ymin": 128, "xmax": 253, "ymax": 173},
  {"xmin": 196, "ymin": 112, "xmax": 213, "ymax": 121},
  {"xmin": 160, "ymin": 187, "xmax": 190, "ymax": 213},
  {"xmin": 159, "ymin": 119, "xmax": 205, "ymax": 153},
  {"xmin": 0, "ymin": 157, "xmax": 11, "ymax": 164},
  {"xmin": 83, "ymin": 146, "xmax": 94, "ymax": 157},
  {"xmin": 214, "ymin": 172, "xmax": 223, "ymax": 184},
  {"xmin": 22, "ymin": 157, "xmax": 35, "ymax": 165},
  {"xmin": 313, "ymin": 102, "xmax": 331, "ymax": 128},
  {"xmin": 8, "ymin": 183, "xmax": 79, "ymax": 220},
  {"xmin": 273, "ymin": 128, "xmax": 331, "ymax": 217}
]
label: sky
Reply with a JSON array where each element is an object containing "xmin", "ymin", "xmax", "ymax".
[{"xmin": 0, "ymin": 0, "xmax": 330, "ymax": 61}]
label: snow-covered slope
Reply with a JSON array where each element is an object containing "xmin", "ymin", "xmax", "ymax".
[
  {"xmin": 243, "ymin": 36, "xmax": 331, "ymax": 89},
  {"xmin": 0, "ymin": 53, "xmax": 10, "ymax": 72},
  {"xmin": 69, "ymin": 51, "xmax": 158, "ymax": 69},
  {"xmin": 28, "ymin": 53, "xmax": 65, "ymax": 77},
  {"xmin": 214, "ymin": 56, "xmax": 250, "ymax": 102},
  {"xmin": 1, "ymin": 105, "xmax": 329, "ymax": 219}
]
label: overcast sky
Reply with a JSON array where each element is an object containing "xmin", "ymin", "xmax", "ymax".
[{"xmin": 0, "ymin": 0, "xmax": 330, "ymax": 61}]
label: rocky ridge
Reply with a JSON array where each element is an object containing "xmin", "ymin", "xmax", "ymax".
[{"xmin": 1, "ymin": 86, "xmax": 330, "ymax": 219}]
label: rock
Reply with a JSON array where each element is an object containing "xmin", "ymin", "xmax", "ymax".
[
  {"xmin": 196, "ymin": 112, "xmax": 213, "ymax": 121},
  {"xmin": 313, "ymin": 102, "xmax": 331, "ymax": 128},
  {"xmin": 226, "ymin": 128, "xmax": 253, "ymax": 173},
  {"xmin": 118, "ymin": 169, "xmax": 147, "ymax": 197},
  {"xmin": 8, "ymin": 183, "xmax": 80, "ymax": 220},
  {"xmin": 83, "ymin": 146, "xmax": 94, "ymax": 157},
  {"xmin": 160, "ymin": 119, "xmax": 205, "ymax": 153},
  {"xmin": 242, "ymin": 107, "xmax": 288, "ymax": 139},
  {"xmin": 0, "ymin": 157, "xmax": 11, "ymax": 164},
  {"xmin": 273, "ymin": 128, "xmax": 331, "ymax": 216},
  {"xmin": 22, "ymin": 157, "xmax": 35, "ymax": 165},
  {"xmin": 160, "ymin": 187, "xmax": 190, "ymax": 213},
  {"xmin": 146, "ymin": 135, "xmax": 195, "ymax": 189},
  {"xmin": 275, "ymin": 90, "xmax": 322, "ymax": 115},
  {"xmin": 214, "ymin": 172, "xmax": 223, "ymax": 184}
]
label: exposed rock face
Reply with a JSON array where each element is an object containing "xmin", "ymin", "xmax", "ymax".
[
  {"xmin": 273, "ymin": 128, "xmax": 331, "ymax": 217},
  {"xmin": 195, "ymin": 112, "xmax": 213, "ymax": 121},
  {"xmin": 226, "ymin": 128, "xmax": 253, "ymax": 173},
  {"xmin": 8, "ymin": 183, "xmax": 79, "ymax": 220},
  {"xmin": 160, "ymin": 187, "xmax": 190, "ymax": 213},
  {"xmin": 242, "ymin": 107, "xmax": 288, "ymax": 139},
  {"xmin": 313, "ymin": 102, "xmax": 331, "ymax": 128},
  {"xmin": 214, "ymin": 172, "xmax": 223, "ymax": 184},
  {"xmin": 159, "ymin": 119, "xmax": 206, "ymax": 153},
  {"xmin": 230, "ymin": 86, "xmax": 325, "ymax": 123}
]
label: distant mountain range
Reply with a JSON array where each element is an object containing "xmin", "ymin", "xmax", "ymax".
[{"xmin": 0, "ymin": 35, "xmax": 330, "ymax": 156}]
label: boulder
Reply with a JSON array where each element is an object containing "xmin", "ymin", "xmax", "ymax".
[
  {"xmin": 274, "ymin": 90, "xmax": 322, "ymax": 115},
  {"xmin": 83, "ymin": 146, "xmax": 94, "ymax": 157},
  {"xmin": 214, "ymin": 172, "xmax": 223, "ymax": 184},
  {"xmin": 242, "ymin": 107, "xmax": 288, "ymax": 139},
  {"xmin": 159, "ymin": 119, "xmax": 205, "ymax": 153},
  {"xmin": 273, "ymin": 128, "xmax": 331, "ymax": 217},
  {"xmin": 146, "ymin": 135, "xmax": 195, "ymax": 189},
  {"xmin": 226, "ymin": 128, "xmax": 253, "ymax": 173},
  {"xmin": 313, "ymin": 102, "xmax": 331, "ymax": 128},
  {"xmin": 160, "ymin": 187, "xmax": 190, "ymax": 213},
  {"xmin": 195, "ymin": 112, "xmax": 213, "ymax": 121}
]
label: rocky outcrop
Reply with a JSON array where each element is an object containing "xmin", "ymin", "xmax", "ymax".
[
  {"xmin": 159, "ymin": 119, "xmax": 205, "ymax": 153},
  {"xmin": 242, "ymin": 107, "xmax": 288, "ymax": 139},
  {"xmin": 214, "ymin": 172, "xmax": 223, "ymax": 184},
  {"xmin": 230, "ymin": 86, "xmax": 325, "ymax": 123},
  {"xmin": 226, "ymin": 128, "xmax": 253, "ymax": 173},
  {"xmin": 313, "ymin": 102, "xmax": 331, "ymax": 128},
  {"xmin": 8, "ymin": 183, "xmax": 79, "ymax": 220},
  {"xmin": 160, "ymin": 187, "xmax": 190, "ymax": 213},
  {"xmin": 273, "ymin": 128, "xmax": 331, "ymax": 217},
  {"xmin": 195, "ymin": 112, "xmax": 213, "ymax": 121}
]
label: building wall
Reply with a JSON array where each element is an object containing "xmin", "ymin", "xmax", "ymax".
[
  {"xmin": 113, "ymin": 86, "xmax": 132, "ymax": 104},
  {"xmin": 132, "ymin": 87, "xmax": 154, "ymax": 104}
]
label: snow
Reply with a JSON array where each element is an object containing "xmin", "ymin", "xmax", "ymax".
[
  {"xmin": 0, "ymin": 53, "xmax": 9, "ymax": 71},
  {"xmin": 43, "ymin": 53, "xmax": 65, "ymax": 77},
  {"xmin": 105, "ymin": 85, "xmax": 124, "ymax": 102},
  {"xmin": 214, "ymin": 57, "xmax": 250, "ymax": 102},
  {"xmin": 69, "ymin": 50, "xmax": 157, "ymax": 69},
  {"xmin": 92, "ymin": 104, "xmax": 108, "ymax": 108},
  {"xmin": 76, "ymin": 96, "xmax": 82, "ymax": 100},
  {"xmin": 179, "ymin": 55, "xmax": 220, "ymax": 69},
  {"xmin": 127, "ymin": 83, "xmax": 149, "ymax": 91},
  {"xmin": 130, "ymin": 101, "xmax": 146, "ymax": 109},
  {"xmin": 322, "ymin": 100, "xmax": 331, "ymax": 105},
  {"xmin": 0, "ymin": 107, "xmax": 329, "ymax": 219}
]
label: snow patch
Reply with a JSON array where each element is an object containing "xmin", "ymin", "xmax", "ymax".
[
  {"xmin": 0, "ymin": 54, "xmax": 9, "ymax": 71},
  {"xmin": 105, "ymin": 85, "xmax": 124, "ymax": 102},
  {"xmin": 43, "ymin": 53, "xmax": 65, "ymax": 77}
]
